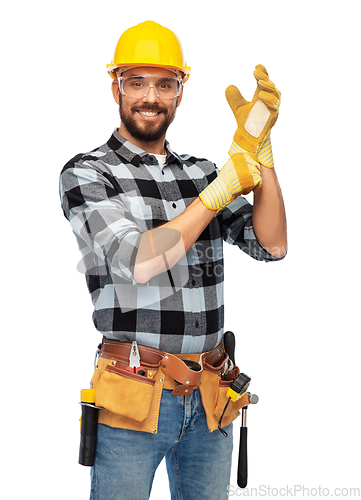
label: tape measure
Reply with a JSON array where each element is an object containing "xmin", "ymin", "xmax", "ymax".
[{"xmin": 227, "ymin": 373, "xmax": 251, "ymax": 402}]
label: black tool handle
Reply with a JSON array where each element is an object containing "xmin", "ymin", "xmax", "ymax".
[
  {"xmin": 237, "ymin": 424, "xmax": 248, "ymax": 488},
  {"xmin": 79, "ymin": 404, "xmax": 99, "ymax": 466},
  {"xmin": 223, "ymin": 331, "xmax": 235, "ymax": 365}
]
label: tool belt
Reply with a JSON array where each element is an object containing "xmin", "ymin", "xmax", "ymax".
[{"xmin": 91, "ymin": 338, "xmax": 249, "ymax": 434}]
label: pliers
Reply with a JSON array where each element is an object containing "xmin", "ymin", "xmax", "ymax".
[{"xmin": 126, "ymin": 341, "xmax": 146, "ymax": 376}]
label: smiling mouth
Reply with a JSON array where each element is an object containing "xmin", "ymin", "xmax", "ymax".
[{"xmin": 138, "ymin": 110, "xmax": 161, "ymax": 117}]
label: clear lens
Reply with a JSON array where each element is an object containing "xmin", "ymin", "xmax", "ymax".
[{"xmin": 119, "ymin": 75, "xmax": 182, "ymax": 100}]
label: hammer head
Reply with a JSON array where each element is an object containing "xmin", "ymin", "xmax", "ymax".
[{"xmin": 247, "ymin": 393, "xmax": 259, "ymax": 405}]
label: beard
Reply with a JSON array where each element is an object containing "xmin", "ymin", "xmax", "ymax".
[{"xmin": 119, "ymin": 97, "xmax": 177, "ymax": 143}]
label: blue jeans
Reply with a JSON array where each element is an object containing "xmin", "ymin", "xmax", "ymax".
[{"xmin": 90, "ymin": 388, "xmax": 233, "ymax": 500}]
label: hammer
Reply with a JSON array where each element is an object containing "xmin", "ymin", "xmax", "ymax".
[{"xmin": 238, "ymin": 392, "xmax": 259, "ymax": 488}]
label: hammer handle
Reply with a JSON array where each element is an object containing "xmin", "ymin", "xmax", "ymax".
[{"xmin": 237, "ymin": 425, "xmax": 248, "ymax": 488}]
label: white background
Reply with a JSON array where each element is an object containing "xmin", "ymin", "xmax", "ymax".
[{"xmin": 2, "ymin": 0, "xmax": 360, "ymax": 498}]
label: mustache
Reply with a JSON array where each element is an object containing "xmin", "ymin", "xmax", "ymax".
[{"xmin": 131, "ymin": 103, "xmax": 168, "ymax": 113}]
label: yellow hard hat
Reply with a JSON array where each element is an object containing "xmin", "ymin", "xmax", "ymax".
[{"xmin": 107, "ymin": 20, "xmax": 191, "ymax": 83}]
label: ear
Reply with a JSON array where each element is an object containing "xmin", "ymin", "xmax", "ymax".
[
  {"xmin": 111, "ymin": 79, "xmax": 120, "ymax": 104},
  {"xmin": 176, "ymin": 87, "xmax": 184, "ymax": 108}
]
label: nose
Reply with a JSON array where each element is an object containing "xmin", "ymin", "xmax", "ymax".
[{"xmin": 143, "ymin": 85, "xmax": 160, "ymax": 103}]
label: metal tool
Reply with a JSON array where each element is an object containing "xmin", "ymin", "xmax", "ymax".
[
  {"xmin": 227, "ymin": 372, "xmax": 251, "ymax": 402},
  {"xmin": 222, "ymin": 331, "xmax": 235, "ymax": 379},
  {"xmin": 247, "ymin": 392, "xmax": 259, "ymax": 405},
  {"xmin": 222, "ymin": 331, "xmax": 260, "ymax": 488},
  {"xmin": 238, "ymin": 392, "xmax": 259, "ymax": 488},
  {"xmin": 126, "ymin": 341, "xmax": 146, "ymax": 376}
]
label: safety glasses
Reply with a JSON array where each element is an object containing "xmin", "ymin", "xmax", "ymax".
[{"xmin": 118, "ymin": 74, "xmax": 183, "ymax": 100}]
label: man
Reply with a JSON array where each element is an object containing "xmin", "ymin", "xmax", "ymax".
[{"xmin": 60, "ymin": 20, "xmax": 286, "ymax": 500}]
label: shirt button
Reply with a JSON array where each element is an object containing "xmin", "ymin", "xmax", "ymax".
[
  {"xmin": 192, "ymin": 279, "xmax": 196, "ymax": 286},
  {"xmin": 195, "ymin": 321, "xmax": 199, "ymax": 328},
  {"xmin": 172, "ymin": 203, "xmax": 177, "ymax": 209}
]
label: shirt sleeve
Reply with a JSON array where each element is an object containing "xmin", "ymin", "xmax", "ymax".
[
  {"xmin": 59, "ymin": 159, "xmax": 143, "ymax": 284},
  {"xmin": 220, "ymin": 196, "xmax": 285, "ymax": 262}
]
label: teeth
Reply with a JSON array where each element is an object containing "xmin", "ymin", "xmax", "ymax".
[{"xmin": 139, "ymin": 111, "xmax": 158, "ymax": 117}]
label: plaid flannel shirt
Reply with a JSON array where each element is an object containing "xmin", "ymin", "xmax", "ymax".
[{"xmin": 60, "ymin": 129, "xmax": 280, "ymax": 354}]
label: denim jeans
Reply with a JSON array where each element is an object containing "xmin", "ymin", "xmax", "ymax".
[{"xmin": 90, "ymin": 388, "xmax": 233, "ymax": 500}]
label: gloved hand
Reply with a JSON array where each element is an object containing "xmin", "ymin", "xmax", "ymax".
[
  {"xmin": 226, "ymin": 65, "xmax": 280, "ymax": 168},
  {"xmin": 229, "ymin": 130, "xmax": 274, "ymax": 168},
  {"xmin": 199, "ymin": 153, "xmax": 262, "ymax": 211}
]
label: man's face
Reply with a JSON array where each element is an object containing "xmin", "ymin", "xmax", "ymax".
[{"xmin": 116, "ymin": 67, "xmax": 182, "ymax": 144}]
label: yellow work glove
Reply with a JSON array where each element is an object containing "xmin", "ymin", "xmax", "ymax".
[
  {"xmin": 226, "ymin": 64, "xmax": 280, "ymax": 168},
  {"xmin": 199, "ymin": 153, "xmax": 262, "ymax": 211},
  {"xmin": 229, "ymin": 130, "xmax": 274, "ymax": 168}
]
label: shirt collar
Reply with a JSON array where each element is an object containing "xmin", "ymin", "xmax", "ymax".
[{"xmin": 107, "ymin": 128, "xmax": 183, "ymax": 168}]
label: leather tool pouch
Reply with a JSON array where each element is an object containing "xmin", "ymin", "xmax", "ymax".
[
  {"xmin": 199, "ymin": 358, "xmax": 249, "ymax": 432},
  {"xmin": 95, "ymin": 362, "xmax": 156, "ymax": 422},
  {"xmin": 214, "ymin": 367, "xmax": 249, "ymax": 420},
  {"xmin": 90, "ymin": 339, "xmax": 248, "ymax": 434},
  {"xmin": 91, "ymin": 342, "xmax": 164, "ymax": 434},
  {"xmin": 161, "ymin": 354, "xmax": 203, "ymax": 396}
]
